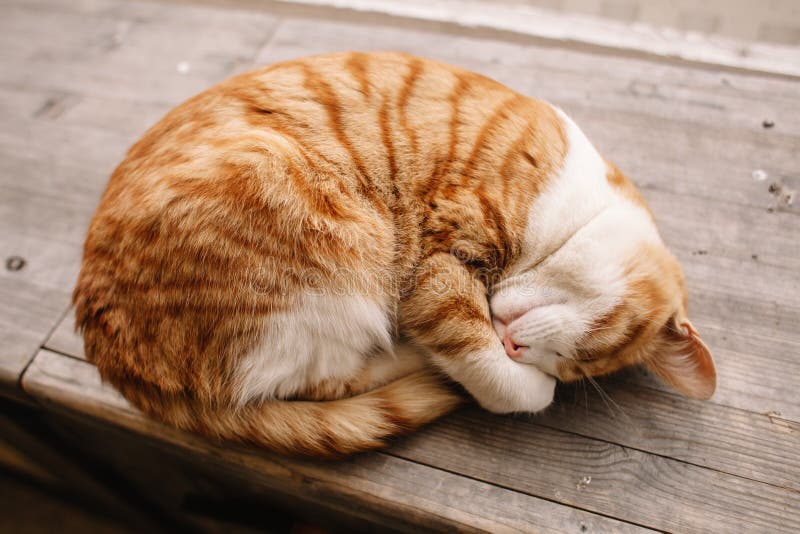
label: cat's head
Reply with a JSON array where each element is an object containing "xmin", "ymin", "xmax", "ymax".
[
  {"xmin": 490, "ymin": 223, "xmax": 715, "ymax": 399},
  {"xmin": 489, "ymin": 111, "xmax": 715, "ymax": 400}
]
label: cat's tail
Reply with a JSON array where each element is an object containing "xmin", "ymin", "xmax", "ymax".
[{"xmin": 116, "ymin": 370, "xmax": 462, "ymax": 457}]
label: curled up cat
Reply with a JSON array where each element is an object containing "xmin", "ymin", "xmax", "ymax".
[{"xmin": 73, "ymin": 52, "xmax": 716, "ymax": 457}]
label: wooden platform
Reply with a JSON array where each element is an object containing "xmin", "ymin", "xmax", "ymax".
[{"xmin": 1, "ymin": 0, "xmax": 798, "ymax": 531}]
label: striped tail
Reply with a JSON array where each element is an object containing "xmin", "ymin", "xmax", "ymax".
[{"xmin": 118, "ymin": 371, "xmax": 462, "ymax": 457}]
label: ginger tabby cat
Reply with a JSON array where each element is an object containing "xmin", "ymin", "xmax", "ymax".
[{"xmin": 74, "ymin": 52, "xmax": 716, "ymax": 456}]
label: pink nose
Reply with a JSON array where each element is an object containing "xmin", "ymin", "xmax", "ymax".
[{"xmin": 503, "ymin": 332, "xmax": 525, "ymax": 359}]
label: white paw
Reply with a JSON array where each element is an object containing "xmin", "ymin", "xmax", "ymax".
[
  {"xmin": 476, "ymin": 363, "xmax": 556, "ymax": 414},
  {"xmin": 431, "ymin": 348, "xmax": 557, "ymax": 415}
]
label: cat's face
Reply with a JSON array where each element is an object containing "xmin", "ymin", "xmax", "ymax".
[
  {"xmin": 490, "ymin": 162, "xmax": 716, "ymax": 400},
  {"xmin": 490, "ymin": 209, "xmax": 715, "ymax": 399}
]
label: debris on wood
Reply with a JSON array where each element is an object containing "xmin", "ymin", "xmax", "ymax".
[
  {"xmin": 5, "ymin": 256, "xmax": 25, "ymax": 271},
  {"xmin": 764, "ymin": 411, "xmax": 794, "ymax": 434},
  {"xmin": 176, "ymin": 61, "xmax": 191, "ymax": 74},
  {"xmin": 751, "ymin": 254, "xmax": 758, "ymax": 260},
  {"xmin": 766, "ymin": 179, "xmax": 796, "ymax": 211},
  {"xmin": 576, "ymin": 475, "xmax": 592, "ymax": 490},
  {"xmin": 762, "ymin": 120, "xmax": 775, "ymax": 129},
  {"xmin": 692, "ymin": 249, "xmax": 708, "ymax": 256},
  {"xmin": 752, "ymin": 169, "xmax": 768, "ymax": 182}
]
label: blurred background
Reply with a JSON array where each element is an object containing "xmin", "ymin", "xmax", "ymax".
[
  {"xmin": 473, "ymin": 0, "xmax": 800, "ymax": 44},
  {"xmin": 278, "ymin": 0, "xmax": 800, "ymax": 75}
]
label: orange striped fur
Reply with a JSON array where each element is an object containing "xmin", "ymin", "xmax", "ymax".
[{"xmin": 74, "ymin": 52, "xmax": 714, "ymax": 457}]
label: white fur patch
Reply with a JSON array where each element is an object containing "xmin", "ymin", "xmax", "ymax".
[
  {"xmin": 513, "ymin": 107, "xmax": 615, "ymax": 271},
  {"xmin": 431, "ymin": 346, "xmax": 555, "ymax": 414},
  {"xmin": 490, "ymin": 106, "xmax": 664, "ymax": 375},
  {"xmin": 233, "ymin": 293, "xmax": 392, "ymax": 403}
]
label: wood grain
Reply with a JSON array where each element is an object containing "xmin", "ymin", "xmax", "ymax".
[
  {"xmin": 0, "ymin": 278, "xmax": 67, "ymax": 398},
  {"xmin": 22, "ymin": 350, "xmax": 651, "ymax": 534},
  {"xmin": 549, "ymin": 374, "xmax": 800, "ymax": 491},
  {"xmin": 45, "ymin": 308, "xmax": 86, "ymax": 361},
  {"xmin": 0, "ymin": 0, "xmax": 280, "ymax": 103},
  {"xmin": 389, "ymin": 407, "xmax": 800, "ymax": 533}
]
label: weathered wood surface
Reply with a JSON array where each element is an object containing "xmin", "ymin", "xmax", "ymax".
[
  {"xmin": 389, "ymin": 409, "xmax": 800, "ymax": 533},
  {"xmin": 2, "ymin": 0, "xmax": 799, "ymax": 530},
  {"xmin": 45, "ymin": 308, "xmax": 85, "ymax": 362},
  {"xmin": 23, "ymin": 350, "xmax": 650, "ymax": 534}
]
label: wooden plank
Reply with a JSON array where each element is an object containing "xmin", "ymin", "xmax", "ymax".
[
  {"xmin": 683, "ymin": 333, "xmax": 799, "ymax": 423},
  {"xmin": 389, "ymin": 407, "xmax": 800, "ymax": 534},
  {"xmin": 544, "ymin": 375, "xmax": 800, "ymax": 492},
  {"xmin": 46, "ymin": 309, "xmax": 86, "ymax": 362},
  {"xmin": 0, "ymin": 0, "xmax": 280, "ymax": 104},
  {"xmin": 0, "ymin": 278, "xmax": 67, "ymax": 398},
  {"xmin": 21, "ymin": 350, "xmax": 651, "ymax": 534},
  {"xmin": 573, "ymin": 110, "xmax": 800, "ymax": 218},
  {"xmin": 0, "ymin": 88, "xmax": 124, "ymax": 391},
  {"xmin": 0, "ymin": 117, "xmax": 106, "ymax": 391}
]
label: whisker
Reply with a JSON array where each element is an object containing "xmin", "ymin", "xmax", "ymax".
[
  {"xmin": 582, "ymin": 325, "xmax": 619, "ymax": 335},
  {"xmin": 572, "ymin": 360, "xmax": 632, "ymax": 424},
  {"xmin": 581, "ymin": 376, "xmax": 588, "ymax": 416},
  {"xmin": 590, "ymin": 376, "xmax": 632, "ymax": 423},
  {"xmin": 585, "ymin": 373, "xmax": 613, "ymax": 413},
  {"xmin": 583, "ymin": 314, "xmax": 669, "ymax": 336}
]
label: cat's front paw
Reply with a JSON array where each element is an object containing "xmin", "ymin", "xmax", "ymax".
[
  {"xmin": 431, "ymin": 348, "xmax": 556, "ymax": 415},
  {"xmin": 475, "ymin": 362, "xmax": 556, "ymax": 414}
]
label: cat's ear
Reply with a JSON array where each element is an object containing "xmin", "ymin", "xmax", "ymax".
[{"xmin": 646, "ymin": 317, "xmax": 716, "ymax": 400}]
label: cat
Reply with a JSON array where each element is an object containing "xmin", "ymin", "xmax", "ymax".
[{"xmin": 73, "ymin": 51, "xmax": 716, "ymax": 457}]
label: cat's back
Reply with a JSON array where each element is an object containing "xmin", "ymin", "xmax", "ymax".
[
  {"xmin": 72, "ymin": 52, "xmax": 534, "ymax": 401},
  {"xmin": 96, "ymin": 51, "xmax": 520, "ymax": 218},
  {"xmin": 74, "ymin": 53, "xmax": 452, "ymax": 396}
]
